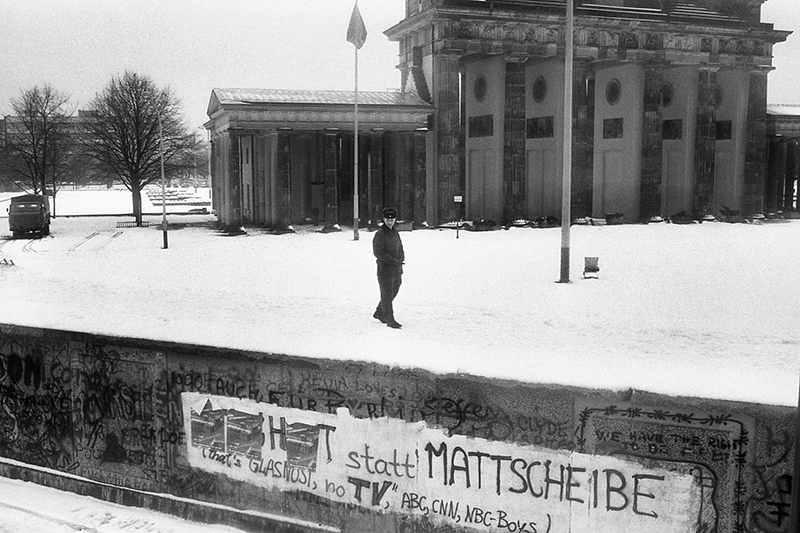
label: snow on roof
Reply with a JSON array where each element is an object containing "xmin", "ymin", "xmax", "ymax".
[{"xmin": 212, "ymin": 88, "xmax": 432, "ymax": 108}]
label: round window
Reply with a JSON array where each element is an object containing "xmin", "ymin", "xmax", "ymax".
[
  {"xmin": 662, "ymin": 82, "xmax": 674, "ymax": 107},
  {"xmin": 606, "ymin": 78, "xmax": 621, "ymax": 105},
  {"xmin": 474, "ymin": 75, "xmax": 487, "ymax": 102},
  {"xmin": 533, "ymin": 76, "xmax": 547, "ymax": 103}
]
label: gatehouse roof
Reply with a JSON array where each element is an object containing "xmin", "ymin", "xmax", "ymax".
[
  {"xmin": 206, "ymin": 88, "xmax": 434, "ymax": 132},
  {"xmin": 209, "ymin": 88, "xmax": 432, "ymax": 116}
]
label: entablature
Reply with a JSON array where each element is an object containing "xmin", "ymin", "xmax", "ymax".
[
  {"xmin": 208, "ymin": 108, "xmax": 431, "ymax": 136},
  {"xmin": 389, "ymin": 2, "xmax": 789, "ymax": 68},
  {"xmin": 419, "ymin": 15, "xmax": 786, "ymax": 68}
]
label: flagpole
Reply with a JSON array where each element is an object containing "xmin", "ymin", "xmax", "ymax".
[
  {"xmin": 559, "ymin": 0, "xmax": 573, "ymax": 283},
  {"xmin": 347, "ymin": 0, "xmax": 365, "ymax": 241},
  {"xmin": 354, "ymin": 40, "xmax": 360, "ymax": 241}
]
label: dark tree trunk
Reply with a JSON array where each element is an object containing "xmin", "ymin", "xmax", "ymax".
[{"xmin": 132, "ymin": 187, "xmax": 143, "ymax": 226}]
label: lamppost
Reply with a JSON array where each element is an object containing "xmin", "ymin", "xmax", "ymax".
[
  {"xmin": 559, "ymin": 0, "xmax": 574, "ymax": 283},
  {"xmin": 155, "ymin": 99, "xmax": 168, "ymax": 249}
]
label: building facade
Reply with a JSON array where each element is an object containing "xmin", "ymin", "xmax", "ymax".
[
  {"xmin": 208, "ymin": 0, "xmax": 791, "ymax": 228},
  {"xmin": 388, "ymin": 0, "xmax": 790, "ymax": 223},
  {"xmin": 206, "ymin": 89, "xmax": 432, "ymax": 232}
]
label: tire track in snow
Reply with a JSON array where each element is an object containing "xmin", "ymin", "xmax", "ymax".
[
  {"xmin": 78, "ymin": 230, "xmax": 124, "ymax": 251},
  {"xmin": 69, "ymin": 232, "xmax": 99, "ymax": 251}
]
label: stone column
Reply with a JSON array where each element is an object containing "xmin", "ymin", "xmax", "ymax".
[
  {"xmin": 398, "ymin": 134, "xmax": 415, "ymax": 222},
  {"xmin": 765, "ymin": 137, "xmax": 785, "ymax": 214},
  {"xmin": 253, "ymin": 133, "xmax": 268, "ymax": 225},
  {"xmin": 434, "ymin": 52, "xmax": 464, "ymax": 223},
  {"xmin": 413, "ymin": 129, "xmax": 427, "ymax": 225},
  {"xmin": 368, "ymin": 130, "xmax": 384, "ymax": 226},
  {"xmin": 572, "ymin": 61, "xmax": 595, "ymax": 219},
  {"xmin": 503, "ymin": 58, "xmax": 527, "ymax": 223},
  {"xmin": 693, "ymin": 67, "xmax": 719, "ymax": 217},
  {"xmin": 209, "ymin": 139, "xmax": 222, "ymax": 224},
  {"xmin": 227, "ymin": 132, "xmax": 243, "ymax": 232},
  {"xmin": 323, "ymin": 130, "xmax": 339, "ymax": 229},
  {"xmin": 743, "ymin": 68, "xmax": 769, "ymax": 216},
  {"xmin": 639, "ymin": 62, "xmax": 665, "ymax": 220},
  {"xmin": 786, "ymin": 140, "xmax": 799, "ymax": 211},
  {"xmin": 276, "ymin": 130, "xmax": 293, "ymax": 231}
]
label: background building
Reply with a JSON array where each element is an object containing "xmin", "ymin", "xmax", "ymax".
[{"xmin": 208, "ymin": 0, "xmax": 792, "ymax": 228}]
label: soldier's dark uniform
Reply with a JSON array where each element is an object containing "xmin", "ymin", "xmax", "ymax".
[{"xmin": 372, "ymin": 207, "xmax": 404, "ymax": 329}]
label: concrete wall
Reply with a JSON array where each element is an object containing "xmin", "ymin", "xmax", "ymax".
[{"xmin": 0, "ymin": 323, "xmax": 795, "ymax": 533}]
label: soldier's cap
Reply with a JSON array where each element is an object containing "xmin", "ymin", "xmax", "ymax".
[{"xmin": 382, "ymin": 207, "xmax": 397, "ymax": 219}]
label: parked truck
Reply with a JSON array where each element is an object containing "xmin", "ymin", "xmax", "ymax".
[{"xmin": 8, "ymin": 194, "xmax": 51, "ymax": 238}]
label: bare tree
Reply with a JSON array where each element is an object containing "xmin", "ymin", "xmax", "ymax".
[
  {"xmin": 1, "ymin": 85, "xmax": 73, "ymax": 195},
  {"xmin": 173, "ymin": 133, "xmax": 210, "ymax": 187},
  {"xmin": 82, "ymin": 71, "xmax": 196, "ymax": 225}
]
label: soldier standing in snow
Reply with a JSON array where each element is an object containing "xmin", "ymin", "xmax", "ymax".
[{"xmin": 372, "ymin": 207, "xmax": 404, "ymax": 329}]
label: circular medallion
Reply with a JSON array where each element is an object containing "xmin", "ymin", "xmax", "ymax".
[
  {"xmin": 606, "ymin": 78, "xmax": 621, "ymax": 105},
  {"xmin": 533, "ymin": 76, "xmax": 547, "ymax": 103},
  {"xmin": 474, "ymin": 75, "xmax": 487, "ymax": 102}
]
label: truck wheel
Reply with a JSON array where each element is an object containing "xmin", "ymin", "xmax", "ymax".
[{"xmin": 43, "ymin": 224, "xmax": 50, "ymax": 236}]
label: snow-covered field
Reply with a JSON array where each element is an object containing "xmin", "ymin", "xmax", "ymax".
[
  {"xmin": 0, "ymin": 189, "xmax": 798, "ymax": 408},
  {"xmin": 0, "ymin": 186, "xmax": 211, "ymax": 216}
]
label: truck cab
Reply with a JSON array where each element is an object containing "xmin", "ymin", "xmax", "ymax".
[{"xmin": 8, "ymin": 194, "xmax": 51, "ymax": 238}]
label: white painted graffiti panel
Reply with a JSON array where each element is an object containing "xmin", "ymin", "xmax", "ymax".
[{"xmin": 182, "ymin": 393, "xmax": 699, "ymax": 532}]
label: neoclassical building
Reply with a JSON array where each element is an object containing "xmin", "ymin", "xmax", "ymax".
[
  {"xmin": 205, "ymin": 89, "xmax": 431, "ymax": 231},
  {"xmin": 207, "ymin": 0, "xmax": 792, "ymax": 229}
]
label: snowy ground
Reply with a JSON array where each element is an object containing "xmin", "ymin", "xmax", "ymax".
[
  {"xmin": 0, "ymin": 473, "xmax": 253, "ymax": 533},
  {"xmin": 0, "ymin": 189, "xmax": 798, "ymax": 408}
]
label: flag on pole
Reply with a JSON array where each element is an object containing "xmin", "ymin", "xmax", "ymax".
[{"xmin": 347, "ymin": 2, "xmax": 367, "ymax": 49}]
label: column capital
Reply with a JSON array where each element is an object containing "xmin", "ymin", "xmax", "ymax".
[{"xmin": 749, "ymin": 65, "xmax": 774, "ymax": 75}]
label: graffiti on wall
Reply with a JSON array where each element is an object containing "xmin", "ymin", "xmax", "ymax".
[
  {"xmin": 746, "ymin": 424, "xmax": 797, "ymax": 533},
  {"xmin": 575, "ymin": 401, "xmax": 753, "ymax": 533},
  {"xmin": 168, "ymin": 363, "xmax": 576, "ymax": 450},
  {"xmin": 0, "ymin": 338, "xmax": 75, "ymax": 472},
  {"xmin": 183, "ymin": 392, "xmax": 699, "ymax": 533},
  {"xmin": 70, "ymin": 343, "xmax": 170, "ymax": 490},
  {"xmin": 1, "ymin": 327, "xmax": 796, "ymax": 533}
]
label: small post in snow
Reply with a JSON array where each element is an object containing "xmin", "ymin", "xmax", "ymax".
[{"xmin": 454, "ymin": 195, "xmax": 463, "ymax": 239}]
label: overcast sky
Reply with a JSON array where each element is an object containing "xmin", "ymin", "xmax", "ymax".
[{"xmin": 1, "ymin": 0, "xmax": 798, "ymax": 130}]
